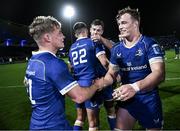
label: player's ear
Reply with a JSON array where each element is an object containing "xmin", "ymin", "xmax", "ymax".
[
  {"xmin": 100, "ymin": 30, "xmax": 103, "ymax": 35},
  {"xmin": 134, "ymin": 20, "xmax": 139, "ymax": 28},
  {"xmin": 75, "ymin": 33, "xmax": 78, "ymax": 38},
  {"xmin": 43, "ymin": 33, "xmax": 51, "ymax": 42}
]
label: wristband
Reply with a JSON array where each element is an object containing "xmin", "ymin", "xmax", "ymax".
[{"xmin": 129, "ymin": 83, "xmax": 140, "ymax": 92}]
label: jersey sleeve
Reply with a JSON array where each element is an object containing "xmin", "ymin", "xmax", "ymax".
[
  {"xmin": 48, "ymin": 58, "xmax": 78, "ymax": 95},
  {"xmin": 146, "ymin": 38, "xmax": 164, "ymax": 64},
  {"xmin": 95, "ymin": 42, "xmax": 106, "ymax": 58}
]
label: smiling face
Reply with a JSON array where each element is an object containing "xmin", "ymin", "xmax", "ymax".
[{"xmin": 117, "ymin": 13, "xmax": 139, "ymax": 38}]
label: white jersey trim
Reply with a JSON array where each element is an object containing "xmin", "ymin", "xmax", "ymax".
[
  {"xmin": 60, "ymin": 81, "xmax": 78, "ymax": 95},
  {"xmin": 32, "ymin": 50, "xmax": 56, "ymax": 57},
  {"xmin": 76, "ymin": 37, "xmax": 88, "ymax": 41},
  {"xmin": 149, "ymin": 57, "xmax": 163, "ymax": 65},
  {"xmin": 109, "ymin": 62, "xmax": 118, "ymax": 67},
  {"xmin": 96, "ymin": 51, "xmax": 106, "ymax": 58}
]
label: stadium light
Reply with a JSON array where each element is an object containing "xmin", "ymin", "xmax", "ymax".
[
  {"xmin": 63, "ymin": 5, "xmax": 75, "ymax": 43},
  {"xmin": 63, "ymin": 5, "xmax": 75, "ymax": 18}
]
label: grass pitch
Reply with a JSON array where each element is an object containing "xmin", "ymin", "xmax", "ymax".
[{"xmin": 0, "ymin": 50, "xmax": 180, "ymax": 130}]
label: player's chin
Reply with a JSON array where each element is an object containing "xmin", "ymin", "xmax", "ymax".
[
  {"xmin": 119, "ymin": 33, "xmax": 128, "ymax": 38},
  {"xmin": 59, "ymin": 42, "xmax": 64, "ymax": 48}
]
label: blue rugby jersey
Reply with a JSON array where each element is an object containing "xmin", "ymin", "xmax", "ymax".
[
  {"xmin": 25, "ymin": 51, "xmax": 78, "ymax": 130},
  {"xmin": 69, "ymin": 37, "xmax": 105, "ymax": 87},
  {"xmin": 110, "ymin": 35, "xmax": 163, "ymax": 90}
]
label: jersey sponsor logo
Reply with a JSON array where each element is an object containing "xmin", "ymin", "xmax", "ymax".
[
  {"xmin": 120, "ymin": 64, "xmax": 147, "ymax": 71},
  {"xmin": 26, "ymin": 70, "xmax": 35, "ymax": 76},
  {"xmin": 135, "ymin": 48, "xmax": 143, "ymax": 56},
  {"xmin": 71, "ymin": 44, "xmax": 87, "ymax": 51}
]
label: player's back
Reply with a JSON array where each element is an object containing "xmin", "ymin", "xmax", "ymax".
[
  {"xmin": 69, "ymin": 38, "xmax": 98, "ymax": 87},
  {"xmin": 25, "ymin": 51, "xmax": 71, "ymax": 129}
]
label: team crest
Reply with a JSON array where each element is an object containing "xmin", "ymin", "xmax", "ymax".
[{"xmin": 135, "ymin": 48, "xmax": 143, "ymax": 56}]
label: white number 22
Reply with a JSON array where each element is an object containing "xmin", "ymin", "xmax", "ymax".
[{"xmin": 72, "ymin": 48, "xmax": 87, "ymax": 66}]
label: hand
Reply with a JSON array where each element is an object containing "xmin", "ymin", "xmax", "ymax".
[
  {"xmin": 91, "ymin": 34, "xmax": 101, "ymax": 42},
  {"xmin": 116, "ymin": 74, "xmax": 121, "ymax": 83},
  {"xmin": 23, "ymin": 77, "xmax": 28, "ymax": 87},
  {"xmin": 118, "ymin": 34, "xmax": 125, "ymax": 41},
  {"xmin": 112, "ymin": 84, "xmax": 136, "ymax": 101}
]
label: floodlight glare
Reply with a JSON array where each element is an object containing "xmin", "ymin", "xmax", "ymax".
[{"xmin": 63, "ymin": 5, "xmax": 75, "ymax": 18}]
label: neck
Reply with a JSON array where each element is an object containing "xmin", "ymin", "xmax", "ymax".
[
  {"xmin": 38, "ymin": 44, "xmax": 57, "ymax": 55},
  {"xmin": 124, "ymin": 32, "xmax": 141, "ymax": 47}
]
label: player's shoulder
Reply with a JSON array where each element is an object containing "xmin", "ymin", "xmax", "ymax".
[
  {"xmin": 111, "ymin": 41, "xmax": 123, "ymax": 50},
  {"xmin": 140, "ymin": 35, "xmax": 160, "ymax": 49},
  {"xmin": 141, "ymin": 35, "xmax": 157, "ymax": 44},
  {"xmin": 78, "ymin": 37, "xmax": 92, "ymax": 43},
  {"xmin": 41, "ymin": 53, "xmax": 65, "ymax": 67}
]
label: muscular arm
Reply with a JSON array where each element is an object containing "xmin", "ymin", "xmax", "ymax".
[
  {"xmin": 91, "ymin": 35, "xmax": 113, "ymax": 49},
  {"xmin": 136, "ymin": 61, "xmax": 165, "ymax": 91},
  {"xmin": 100, "ymin": 36, "xmax": 113, "ymax": 49},
  {"xmin": 67, "ymin": 84, "xmax": 99, "ymax": 104},
  {"xmin": 103, "ymin": 64, "xmax": 120, "ymax": 87},
  {"xmin": 97, "ymin": 54, "xmax": 109, "ymax": 70},
  {"xmin": 113, "ymin": 62, "xmax": 165, "ymax": 101}
]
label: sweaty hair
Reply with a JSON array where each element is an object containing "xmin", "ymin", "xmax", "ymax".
[
  {"xmin": 29, "ymin": 16, "xmax": 61, "ymax": 41},
  {"xmin": 73, "ymin": 22, "xmax": 87, "ymax": 36},
  {"xmin": 116, "ymin": 7, "xmax": 140, "ymax": 23},
  {"xmin": 91, "ymin": 19, "xmax": 104, "ymax": 30}
]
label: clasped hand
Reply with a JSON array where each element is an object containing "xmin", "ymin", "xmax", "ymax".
[{"xmin": 112, "ymin": 84, "xmax": 136, "ymax": 101}]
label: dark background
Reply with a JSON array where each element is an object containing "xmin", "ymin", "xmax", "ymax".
[{"xmin": 0, "ymin": 0, "xmax": 180, "ymax": 49}]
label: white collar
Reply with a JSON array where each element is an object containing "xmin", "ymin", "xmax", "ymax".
[
  {"xmin": 76, "ymin": 36, "xmax": 88, "ymax": 41},
  {"xmin": 32, "ymin": 50, "xmax": 56, "ymax": 57}
]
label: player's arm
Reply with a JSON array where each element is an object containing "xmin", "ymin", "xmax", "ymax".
[
  {"xmin": 97, "ymin": 54, "xmax": 109, "ymax": 70},
  {"xmin": 67, "ymin": 61, "xmax": 73, "ymax": 72},
  {"xmin": 99, "ymin": 36, "xmax": 113, "ymax": 49},
  {"xmin": 66, "ymin": 79, "xmax": 103, "ymax": 103},
  {"xmin": 113, "ymin": 62, "xmax": 165, "ymax": 101},
  {"xmin": 91, "ymin": 35, "xmax": 113, "ymax": 49},
  {"xmin": 136, "ymin": 61, "xmax": 165, "ymax": 91},
  {"xmin": 103, "ymin": 64, "xmax": 120, "ymax": 87}
]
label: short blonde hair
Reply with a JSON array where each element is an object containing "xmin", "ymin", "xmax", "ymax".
[{"xmin": 29, "ymin": 16, "xmax": 61, "ymax": 41}]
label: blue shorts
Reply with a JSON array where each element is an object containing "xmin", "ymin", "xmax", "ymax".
[
  {"xmin": 75, "ymin": 91, "xmax": 102, "ymax": 109},
  {"xmin": 116, "ymin": 89, "xmax": 163, "ymax": 129},
  {"xmin": 76, "ymin": 80, "xmax": 102, "ymax": 110},
  {"xmin": 101, "ymin": 85, "xmax": 113, "ymax": 101}
]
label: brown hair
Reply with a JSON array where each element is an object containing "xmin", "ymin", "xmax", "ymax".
[{"xmin": 116, "ymin": 7, "xmax": 140, "ymax": 23}]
